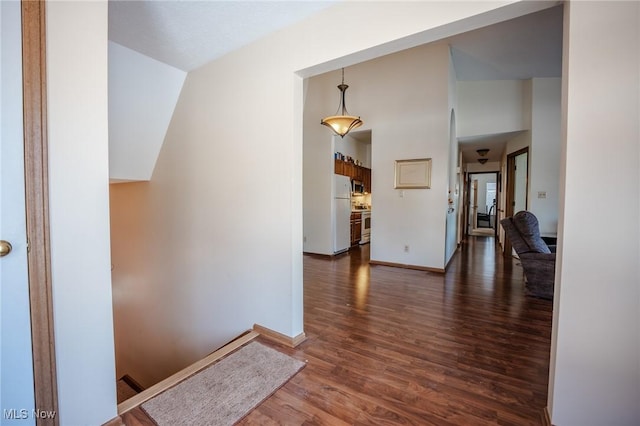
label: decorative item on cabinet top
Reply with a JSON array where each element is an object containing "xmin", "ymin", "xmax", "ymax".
[{"xmin": 334, "ymin": 152, "xmax": 363, "ymax": 166}]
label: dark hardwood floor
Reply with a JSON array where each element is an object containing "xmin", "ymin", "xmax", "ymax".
[{"xmin": 122, "ymin": 237, "xmax": 552, "ymax": 425}]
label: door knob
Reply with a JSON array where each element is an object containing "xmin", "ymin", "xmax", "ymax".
[{"xmin": 0, "ymin": 240, "xmax": 12, "ymax": 257}]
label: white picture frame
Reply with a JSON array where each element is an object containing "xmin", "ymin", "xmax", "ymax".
[{"xmin": 394, "ymin": 158, "xmax": 432, "ymax": 189}]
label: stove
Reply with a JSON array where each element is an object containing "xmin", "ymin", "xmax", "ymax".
[{"xmin": 360, "ymin": 211, "xmax": 371, "ymax": 244}]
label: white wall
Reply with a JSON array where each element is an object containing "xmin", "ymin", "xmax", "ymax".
[
  {"xmin": 355, "ymin": 43, "xmax": 450, "ymax": 270},
  {"xmin": 302, "ymin": 73, "xmax": 334, "ymax": 255},
  {"xmin": 495, "ymin": 78, "xmax": 561, "ymax": 236},
  {"xmin": 457, "ymin": 80, "xmax": 526, "ymax": 137},
  {"xmin": 549, "ymin": 1, "xmax": 640, "ymax": 425},
  {"xmin": 337, "ymin": 133, "xmax": 371, "ymax": 168},
  {"xmin": 302, "ymin": 90, "xmax": 370, "ymax": 256},
  {"xmin": 445, "ymin": 49, "xmax": 460, "ymax": 264},
  {"xmin": 528, "ymin": 78, "xmax": 560, "ymax": 234},
  {"xmin": 109, "ymin": 0, "xmax": 562, "ymax": 388},
  {"xmin": 108, "ymin": 41, "xmax": 186, "ymax": 182},
  {"xmin": 46, "ymin": 2, "xmax": 117, "ymax": 424},
  {"xmin": 304, "ymin": 44, "xmax": 451, "ymax": 266},
  {"xmin": 466, "ymin": 161, "xmax": 501, "ymax": 173},
  {"xmin": 505, "ymin": 130, "xmax": 530, "ymax": 156}
]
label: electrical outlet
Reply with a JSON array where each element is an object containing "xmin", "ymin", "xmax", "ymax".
[
  {"xmin": 303, "ymin": 236, "xmax": 307, "ymax": 242},
  {"xmin": 404, "ymin": 245, "xmax": 409, "ymax": 253},
  {"xmin": 538, "ymin": 191, "xmax": 547, "ymax": 199}
]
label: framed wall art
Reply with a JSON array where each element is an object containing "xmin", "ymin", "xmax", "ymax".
[{"xmin": 394, "ymin": 158, "xmax": 432, "ymax": 189}]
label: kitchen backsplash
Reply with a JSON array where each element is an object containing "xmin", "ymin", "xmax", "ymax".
[{"xmin": 352, "ymin": 193, "xmax": 372, "ymax": 209}]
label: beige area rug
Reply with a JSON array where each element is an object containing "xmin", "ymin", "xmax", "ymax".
[{"xmin": 141, "ymin": 341, "xmax": 305, "ymax": 426}]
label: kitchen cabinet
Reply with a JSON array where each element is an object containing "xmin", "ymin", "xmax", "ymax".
[
  {"xmin": 350, "ymin": 212, "xmax": 362, "ymax": 246},
  {"xmin": 335, "ymin": 160, "xmax": 372, "ymax": 193},
  {"xmin": 344, "ymin": 162, "xmax": 355, "ymax": 179},
  {"xmin": 353, "ymin": 165, "xmax": 363, "ymax": 181},
  {"xmin": 362, "ymin": 168, "xmax": 371, "ymax": 193}
]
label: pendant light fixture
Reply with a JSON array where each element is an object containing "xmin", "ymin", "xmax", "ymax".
[{"xmin": 321, "ymin": 68, "xmax": 363, "ymax": 138}]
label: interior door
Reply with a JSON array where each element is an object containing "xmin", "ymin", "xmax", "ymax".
[
  {"xmin": 1, "ymin": 2, "xmax": 37, "ymax": 422},
  {"xmin": 505, "ymin": 148, "xmax": 529, "ymax": 255},
  {"xmin": 513, "ymin": 152, "xmax": 528, "ymax": 213}
]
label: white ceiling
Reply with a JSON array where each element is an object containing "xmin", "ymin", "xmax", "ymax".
[
  {"xmin": 108, "ymin": 1, "xmax": 563, "ymax": 162},
  {"xmin": 448, "ymin": 5, "xmax": 563, "ymax": 81},
  {"xmin": 448, "ymin": 5, "xmax": 562, "ymax": 163},
  {"xmin": 108, "ymin": 1, "xmax": 337, "ymax": 72}
]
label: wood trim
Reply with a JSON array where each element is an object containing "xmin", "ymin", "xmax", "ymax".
[
  {"xmin": 303, "ymin": 252, "xmax": 334, "ymax": 259},
  {"xmin": 119, "ymin": 374, "xmax": 145, "ymax": 393},
  {"xmin": 504, "ymin": 147, "xmax": 529, "ymax": 256},
  {"xmin": 444, "ymin": 245, "xmax": 460, "ymax": 270},
  {"xmin": 369, "ymin": 260, "xmax": 445, "ymax": 274},
  {"xmin": 117, "ymin": 331, "xmax": 259, "ymax": 415},
  {"xmin": 253, "ymin": 324, "xmax": 307, "ymax": 348},
  {"xmin": 21, "ymin": 2, "xmax": 59, "ymax": 425},
  {"xmin": 542, "ymin": 407, "xmax": 552, "ymax": 426},
  {"xmin": 102, "ymin": 416, "xmax": 125, "ymax": 426}
]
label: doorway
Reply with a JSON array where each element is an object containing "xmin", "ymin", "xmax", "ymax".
[
  {"xmin": 1, "ymin": 1, "xmax": 58, "ymax": 418},
  {"xmin": 466, "ymin": 172, "xmax": 499, "ymax": 237},
  {"xmin": 504, "ymin": 148, "xmax": 529, "ymax": 254}
]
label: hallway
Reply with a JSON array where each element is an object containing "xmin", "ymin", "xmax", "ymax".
[{"xmin": 123, "ymin": 237, "xmax": 553, "ymax": 425}]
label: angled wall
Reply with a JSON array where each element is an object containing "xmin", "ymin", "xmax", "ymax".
[{"xmin": 108, "ymin": 42, "xmax": 186, "ymax": 182}]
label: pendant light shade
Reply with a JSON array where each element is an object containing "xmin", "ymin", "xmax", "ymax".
[{"xmin": 321, "ymin": 68, "xmax": 363, "ymax": 138}]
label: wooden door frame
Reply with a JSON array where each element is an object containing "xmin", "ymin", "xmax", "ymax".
[
  {"xmin": 21, "ymin": 1, "xmax": 59, "ymax": 424},
  {"xmin": 462, "ymin": 172, "xmax": 469, "ymax": 237},
  {"xmin": 504, "ymin": 147, "xmax": 529, "ymax": 255},
  {"xmin": 465, "ymin": 171, "xmax": 499, "ymax": 237}
]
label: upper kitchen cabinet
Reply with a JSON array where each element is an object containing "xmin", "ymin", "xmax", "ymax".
[
  {"xmin": 363, "ymin": 167, "xmax": 371, "ymax": 193},
  {"xmin": 334, "ymin": 159, "xmax": 371, "ymax": 188},
  {"xmin": 334, "ymin": 129, "xmax": 372, "ymax": 191}
]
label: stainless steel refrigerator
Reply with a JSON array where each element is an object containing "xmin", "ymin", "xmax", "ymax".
[{"xmin": 333, "ymin": 174, "xmax": 351, "ymax": 254}]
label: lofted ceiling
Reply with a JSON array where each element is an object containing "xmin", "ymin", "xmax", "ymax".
[
  {"xmin": 447, "ymin": 5, "xmax": 563, "ymax": 164},
  {"xmin": 108, "ymin": 1, "xmax": 563, "ymax": 164},
  {"xmin": 108, "ymin": 0, "xmax": 338, "ymax": 72}
]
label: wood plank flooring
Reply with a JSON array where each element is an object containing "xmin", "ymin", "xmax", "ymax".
[{"xmin": 122, "ymin": 237, "xmax": 552, "ymax": 425}]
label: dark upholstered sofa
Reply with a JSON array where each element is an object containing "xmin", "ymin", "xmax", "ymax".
[{"xmin": 500, "ymin": 211, "xmax": 556, "ymax": 299}]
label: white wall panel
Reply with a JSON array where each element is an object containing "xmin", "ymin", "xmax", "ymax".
[
  {"xmin": 46, "ymin": 2, "xmax": 117, "ymax": 424},
  {"xmin": 549, "ymin": 2, "xmax": 640, "ymax": 424},
  {"xmin": 108, "ymin": 42, "xmax": 186, "ymax": 181}
]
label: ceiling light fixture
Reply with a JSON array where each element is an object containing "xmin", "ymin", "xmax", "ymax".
[
  {"xmin": 476, "ymin": 148, "xmax": 490, "ymax": 157},
  {"xmin": 321, "ymin": 68, "xmax": 363, "ymax": 138},
  {"xmin": 478, "ymin": 158, "xmax": 488, "ymax": 164}
]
